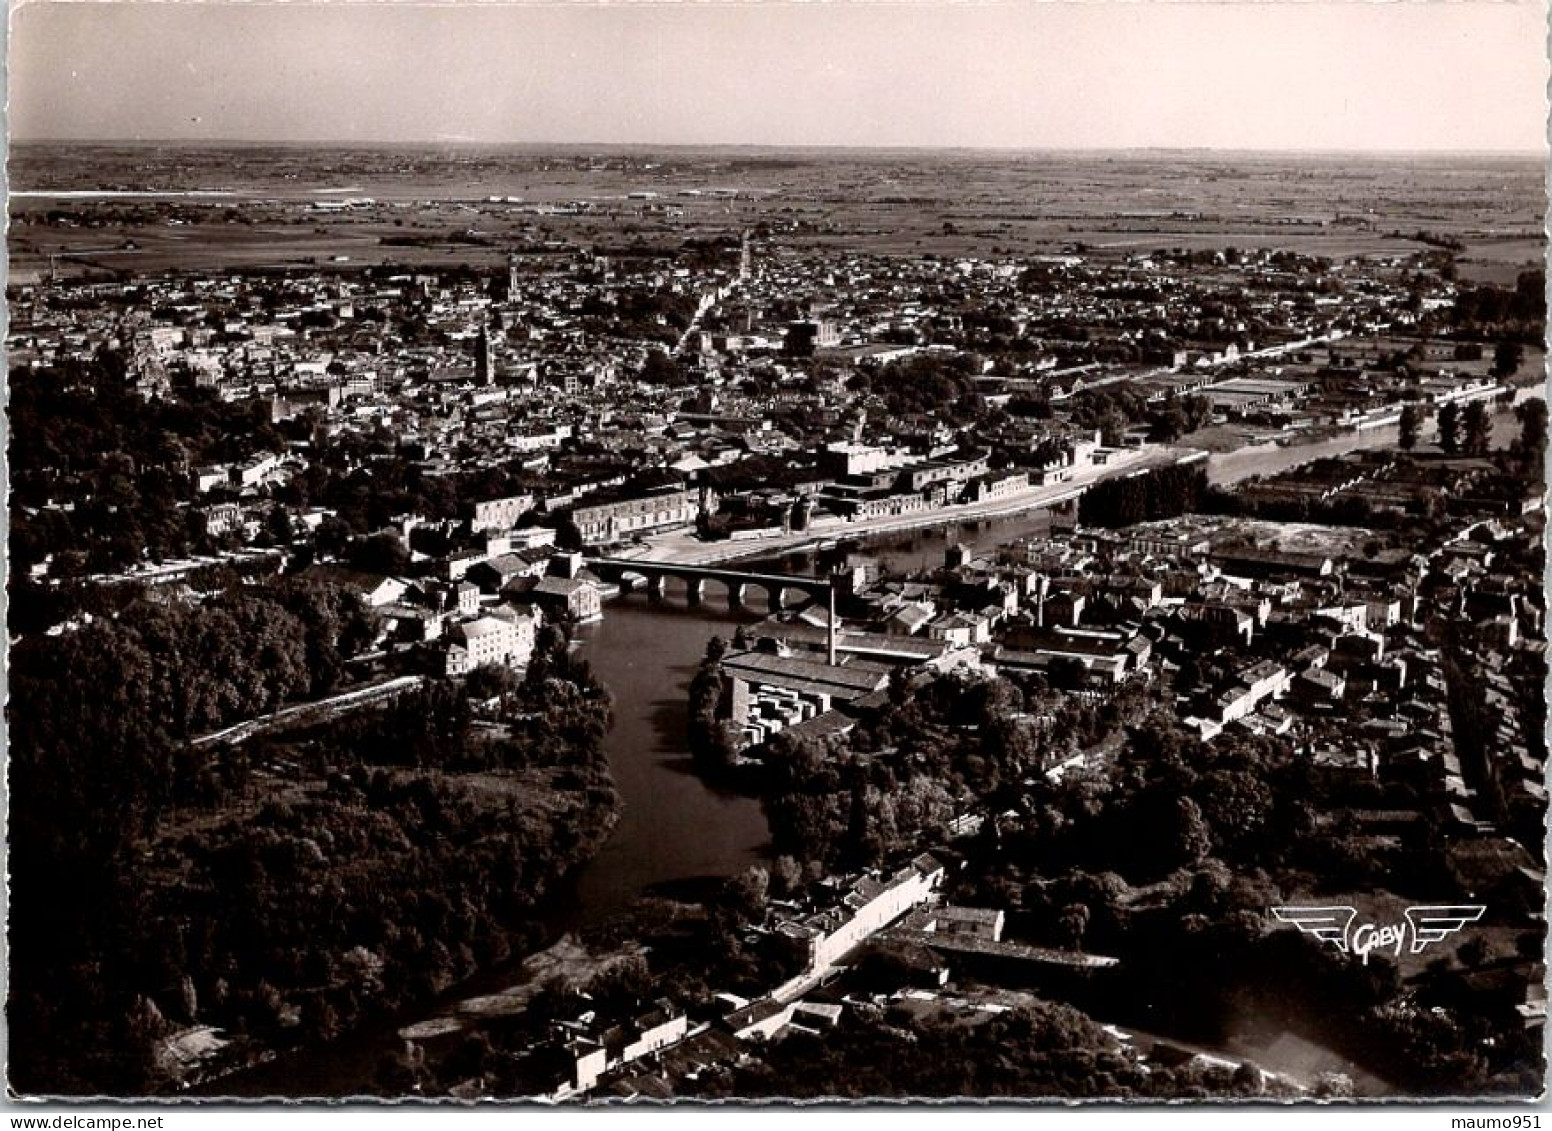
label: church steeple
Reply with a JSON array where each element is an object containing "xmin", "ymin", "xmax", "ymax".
[{"xmin": 475, "ymin": 322, "xmax": 495, "ymax": 386}]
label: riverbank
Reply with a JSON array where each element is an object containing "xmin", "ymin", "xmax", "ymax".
[
  {"xmin": 637, "ymin": 444, "xmax": 1194, "ymax": 568},
  {"xmin": 627, "ymin": 397, "xmax": 1538, "ymax": 569},
  {"xmin": 178, "ymin": 640, "xmax": 625, "ymax": 1099},
  {"xmin": 644, "ymin": 398, "xmax": 1542, "ymax": 568},
  {"xmin": 1207, "ymin": 392, "xmax": 1538, "ymax": 487},
  {"xmin": 399, "ymin": 935, "xmax": 648, "ymax": 1040},
  {"xmin": 198, "ymin": 600, "xmax": 768, "ymax": 1098}
]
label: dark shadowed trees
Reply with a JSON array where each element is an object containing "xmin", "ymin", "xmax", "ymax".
[
  {"xmin": 1437, "ymin": 402, "xmax": 1461, "ymax": 454},
  {"xmin": 1398, "ymin": 404, "xmax": 1421, "ymax": 451},
  {"xmin": 1493, "ymin": 340, "xmax": 1525, "ymax": 380},
  {"xmin": 1462, "ymin": 401, "xmax": 1491, "ymax": 456},
  {"xmin": 1515, "ymin": 398, "xmax": 1547, "ymax": 471}
]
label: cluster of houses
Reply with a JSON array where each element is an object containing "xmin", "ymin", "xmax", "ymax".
[
  {"xmin": 13, "ymin": 201, "xmax": 1520, "ymax": 605},
  {"xmin": 479, "ymin": 852, "xmax": 953, "ymax": 1100},
  {"xmin": 300, "ymin": 539, "xmax": 609, "ymax": 678},
  {"xmin": 700, "ymin": 485, "xmax": 1544, "ymax": 854},
  {"xmin": 685, "ymin": 485, "xmax": 1546, "ymax": 1038}
]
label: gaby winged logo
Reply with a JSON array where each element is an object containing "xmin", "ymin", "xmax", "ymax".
[{"xmin": 1271, "ymin": 905, "xmax": 1485, "ymax": 965}]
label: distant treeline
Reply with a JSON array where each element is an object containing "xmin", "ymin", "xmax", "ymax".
[{"xmin": 379, "ymin": 231, "xmax": 496, "ymax": 248}]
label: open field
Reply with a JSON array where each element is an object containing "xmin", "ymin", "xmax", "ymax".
[{"xmin": 11, "ymin": 145, "xmax": 1543, "ymax": 281}]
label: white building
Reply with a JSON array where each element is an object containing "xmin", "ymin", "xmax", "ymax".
[
  {"xmin": 775, "ymin": 853, "xmax": 948, "ymax": 974},
  {"xmin": 444, "ymin": 606, "xmax": 537, "ymax": 676},
  {"xmin": 469, "ymin": 494, "xmax": 535, "ymax": 534}
]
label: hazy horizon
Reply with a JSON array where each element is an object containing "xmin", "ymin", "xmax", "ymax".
[
  {"xmin": 9, "ymin": 139, "xmax": 1548, "ymax": 159},
  {"xmin": 11, "ymin": 2, "xmax": 1549, "ymax": 153}
]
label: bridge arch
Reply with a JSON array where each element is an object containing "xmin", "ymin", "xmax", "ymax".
[
  {"xmin": 583, "ymin": 557, "xmax": 832, "ymax": 613},
  {"xmin": 613, "ymin": 569, "xmax": 649, "ymax": 594}
]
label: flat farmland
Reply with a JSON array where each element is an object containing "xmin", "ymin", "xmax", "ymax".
[
  {"xmin": 9, "ymin": 144, "xmax": 1544, "ymax": 278},
  {"xmin": 1455, "ymin": 236, "xmax": 1546, "ymax": 285}
]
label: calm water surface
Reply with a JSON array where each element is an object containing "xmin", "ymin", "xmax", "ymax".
[{"xmin": 563, "ymin": 598, "xmax": 770, "ymax": 917}]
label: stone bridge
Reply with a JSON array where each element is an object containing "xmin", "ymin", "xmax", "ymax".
[{"xmin": 584, "ymin": 557, "xmax": 834, "ymax": 612}]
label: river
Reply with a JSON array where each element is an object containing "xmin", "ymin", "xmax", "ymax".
[
  {"xmin": 1207, "ymin": 390, "xmax": 1543, "ymax": 487},
  {"xmin": 561, "ymin": 599, "xmax": 770, "ymax": 918},
  {"xmin": 206, "ymin": 508, "xmax": 1058, "ymax": 1096},
  {"xmin": 206, "ymin": 594, "xmax": 772, "ymax": 1097},
  {"xmin": 563, "ymin": 505, "xmax": 1059, "ymax": 924},
  {"xmin": 204, "ymin": 397, "xmax": 1525, "ymax": 1094},
  {"xmin": 745, "ymin": 508, "xmax": 1055, "ymax": 578}
]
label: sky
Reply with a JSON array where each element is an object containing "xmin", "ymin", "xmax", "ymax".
[{"xmin": 8, "ymin": 1, "xmax": 1550, "ymax": 152}]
